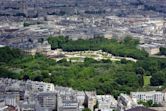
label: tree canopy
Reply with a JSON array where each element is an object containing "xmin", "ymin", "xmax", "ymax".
[{"xmin": 0, "ymin": 37, "xmax": 166, "ymax": 97}]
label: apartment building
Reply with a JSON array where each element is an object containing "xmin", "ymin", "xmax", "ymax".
[
  {"xmin": 117, "ymin": 93, "xmax": 138, "ymax": 111},
  {"xmin": 131, "ymin": 91, "xmax": 165, "ymax": 104},
  {"xmin": 37, "ymin": 92, "xmax": 57, "ymax": 111},
  {"xmin": 95, "ymin": 95, "xmax": 117, "ymax": 111}
]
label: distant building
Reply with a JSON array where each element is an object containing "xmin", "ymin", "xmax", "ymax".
[
  {"xmin": 57, "ymin": 94, "xmax": 79, "ymax": 111},
  {"xmin": 131, "ymin": 91, "xmax": 165, "ymax": 104},
  {"xmin": 104, "ymin": 32, "xmax": 113, "ymax": 39},
  {"xmin": 85, "ymin": 91, "xmax": 96, "ymax": 111},
  {"xmin": 5, "ymin": 94, "xmax": 19, "ymax": 107},
  {"xmin": 37, "ymin": 92, "xmax": 57, "ymax": 111},
  {"xmin": 37, "ymin": 41, "xmax": 51, "ymax": 55},
  {"xmin": 24, "ymin": 48, "xmax": 37, "ymax": 56},
  {"xmin": 26, "ymin": 80, "xmax": 55, "ymax": 92},
  {"xmin": 95, "ymin": 95, "xmax": 117, "ymax": 111},
  {"xmin": 23, "ymin": 41, "xmax": 51, "ymax": 56},
  {"xmin": 19, "ymin": 100, "xmax": 36, "ymax": 111},
  {"xmin": 117, "ymin": 93, "xmax": 138, "ymax": 111},
  {"xmin": 138, "ymin": 44, "xmax": 160, "ymax": 55},
  {"xmin": 76, "ymin": 91, "xmax": 85, "ymax": 111},
  {"xmin": 0, "ymin": 99, "xmax": 8, "ymax": 111}
]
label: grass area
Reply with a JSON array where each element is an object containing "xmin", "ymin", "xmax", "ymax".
[{"xmin": 144, "ymin": 76, "xmax": 151, "ymax": 86}]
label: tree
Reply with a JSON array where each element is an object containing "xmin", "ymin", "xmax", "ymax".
[
  {"xmin": 160, "ymin": 47, "xmax": 166, "ymax": 55},
  {"xmin": 1, "ymin": 38, "xmax": 166, "ymax": 98},
  {"xmin": 0, "ymin": 46, "xmax": 22, "ymax": 63},
  {"xmin": 123, "ymin": 36, "xmax": 139, "ymax": 46},
  {"xmin": 33, "ymin": 75, "xmax": 43, "ymax": 82},
  {"xmin": 84, "ymin": 58, "xmax": 98, "ymax": 64},
  {"xmin": 23, "ymin": 75, "xmax": 30, "ymax": 81},
  {"xmin": 138, "ymin": 100, "xmax": 153, "ymax": 107},
  {"xmin": 147, "ymin": 100, "xmax": 153, "ymax": 107},
  {"xmin": 151, "ymin": 72, "xmax": 165, "ymax": 86},
  {"xmin": 136, "ymin": 67, "xmax": 145, "ymax": 76},
  {"xmin": 120, "ymin": 59, "xmax": 128, "ymax": 64},
  {"xmin": 136, "ymin": 67, "xmax": 145, "ymax": 87},
  {"xmin": 152, "ymin": 103, "xmax": 161, "ymax": 107},
  {"xmin": 82, "ymin": 108, "xmax": 91, "ymax": 111},
  {"xmin": 137, "ymin": 75, "xmax": 144, "ymax": 87}
]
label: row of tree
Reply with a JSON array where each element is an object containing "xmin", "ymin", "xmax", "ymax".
[
  {"xmin": 0, "ymin": 46, "xmax": 22, "ymax": 63},
  {"xmin": 160, "ymin": 47, "xmax": 166, "ymax": 55}
]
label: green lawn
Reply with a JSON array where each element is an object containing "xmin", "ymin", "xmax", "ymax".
[{"xmin": 144, "ymin": 76, "xmax": 151, "ymax": 86}]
